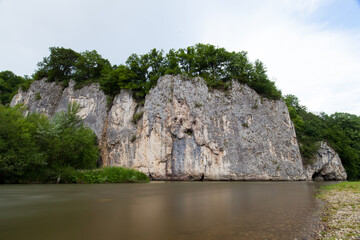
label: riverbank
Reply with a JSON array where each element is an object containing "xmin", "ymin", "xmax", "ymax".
[
  {"xmin": 316, "ymin": 182, "xmax": 360, "ymax": 239},
  {"xmin": 59, "ymin": 166, "xmax": 150, "ymax": 183}
]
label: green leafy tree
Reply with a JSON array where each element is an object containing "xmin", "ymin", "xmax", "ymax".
[
  {"xmin": 34, "ymin": 47, "xmax": 80, "ymax": 82},
  {"xmin": 250, "ymin": 60, "xmax": 282, "ymax": 100},
  {"xmin": 74, "ymin": 50, "xmax": 112, "ymax": 83},
  {"xmin": 284, "ymin": 94, "xmax": 305, "ymax": 131},
  {"xmin": 100, "ymin": 65, "xmax": 137, "ymax": 97},
  {"xmin": 0, "ymin": 105, "xmax": 46, "ymax": 183},
  {"xmin": 164, "ymin": 49, "xmax": 181, "ymax": 75},
  {"xmin": 36, "ymin": 102, "xmax": 99, "ymax": 170},
  {"xmin": 0, "ymin": 71, "xmax": 27, "ymax": 105},
  {"xmin": 226, "ymin": 51, "xmax": 252, "ymax": 83}
]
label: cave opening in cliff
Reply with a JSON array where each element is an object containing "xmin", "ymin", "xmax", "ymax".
[{"xmin": 312, "ymin": 172, "xmax": 324, "ymax": 181}]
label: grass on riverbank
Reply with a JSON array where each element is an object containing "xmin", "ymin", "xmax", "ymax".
[
  {"xmin": 320, "ymin": 182, "xmax": 360, "ymax": 193},
  {"xmin": 317, "ymin": 182, "xmax": 360, "ymax": 240},
  {"xmin": 58, "ymin": 166, "xmax": 150, "ymax": 184}
]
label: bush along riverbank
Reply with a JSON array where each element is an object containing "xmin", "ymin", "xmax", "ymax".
[
  {"xmin": 316, "ymin": 182, "xmax": 360, "ymax": 239},
  {"xmin": 56, "ymin": 166, "xmax": 150, "ymax": 184},
  {"xmin": 0, "ymin": 103, "xmax": 149, "ymax": 184}
]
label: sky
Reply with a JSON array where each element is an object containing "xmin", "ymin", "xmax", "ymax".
[{"xmin": 0, "ymin": 0, "xmax": 360, "ymax": 115}]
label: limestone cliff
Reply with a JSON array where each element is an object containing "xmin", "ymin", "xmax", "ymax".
[
  {"xmin": 304, "ymin": 142, "xmax": 347, "ymax": 181},
  {"xmin": 11, "ymin": 75, "xmax": 347, "ymax": 180}
]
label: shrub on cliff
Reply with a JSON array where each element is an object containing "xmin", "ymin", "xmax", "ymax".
[{"xmin": 34, "ymin": 44, "xmax": 282, "ymax": 101}]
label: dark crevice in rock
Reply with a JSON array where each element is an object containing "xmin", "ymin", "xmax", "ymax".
[
  {"xmin": 148, "ymin": 171, "xmax": 154, "ymax": 181},
  {"xmin": 312, "ymin": 172, "xmax": 324, "ymax": 181}
]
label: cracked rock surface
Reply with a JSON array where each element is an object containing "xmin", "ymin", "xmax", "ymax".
[
  {"xmin": 305, "ymin": 142, "xmax": 347, "ymax": 181},
  {"xmin": 103, "ymin": 75, "xmax": 306, "ymax": 180},
  {"xmin": 11, "ymin": 75, "xmax": 347, "ymax": 180}
]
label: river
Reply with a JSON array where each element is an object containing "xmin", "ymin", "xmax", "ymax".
[{"xmin": 0, "ymin": 182, "xmax": 330, "ymax": 240}]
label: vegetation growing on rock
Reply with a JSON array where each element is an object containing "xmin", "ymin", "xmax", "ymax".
[
  {"xmin": 0, "ymin": 103, "xmax": 148, "ymax": 184},
  {"xmin": 0, "ymin": 71, "xmax": 33, "ymax": 105},
  {"xmin": 285, "ymin": 95, "xmax": 360, "ymax": 180},
  {"xmin": 33, "ymin": 44, "xmax": 282, "ymax": 101}
]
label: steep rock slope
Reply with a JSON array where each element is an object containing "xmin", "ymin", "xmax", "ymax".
[
  {"xmin": 304, "ymin": 142, "xmax": 347, "ymax": 181},
  {"xmin": 105, "ymin": 75, "xmax": 306, "ymax": 180},
  {"xmin": 10, "ymin": 75, "xmax": 347, "ymax": 180},
  {"xmin": 11, "ymin": 80, "xmax": 107, "ymax": 138}
]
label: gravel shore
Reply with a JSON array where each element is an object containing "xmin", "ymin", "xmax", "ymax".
[{"xmin": 316, "ymin": 182, "xmax": 360, "ymax": 240}]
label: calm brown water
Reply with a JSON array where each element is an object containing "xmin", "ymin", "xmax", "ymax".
[{"xmin": 0, "ymin": 182, "xmax": 330, "ymax": 240}]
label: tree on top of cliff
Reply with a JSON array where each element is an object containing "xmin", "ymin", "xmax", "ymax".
[
  {"xmin": 74, "ymin": 50, "xmax": 112, "ymax": 83},
  {"xmin": 34, "ymin": 47, "xmax": 80, "ymax": 83},
  {"xmin": 34, "ymin": 44, "xmax": 282, "ymax": 100}
]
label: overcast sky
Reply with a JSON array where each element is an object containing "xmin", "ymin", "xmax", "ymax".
[{"xmin": 1, "ymin": 0, "xmax": 360, "ymax": 115}]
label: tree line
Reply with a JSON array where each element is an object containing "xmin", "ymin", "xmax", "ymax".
[
  {"xmin": 284, "ymin": 95, "xmax": 360, "ymax": 180},
  {"xmin": 32, "ymin": 44, "xmax": 282, "ymax": 101}
]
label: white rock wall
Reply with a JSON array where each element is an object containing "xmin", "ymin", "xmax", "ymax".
[{"xmin": 11, "ymin": 75, "xmax": 347, "ymax": 181}]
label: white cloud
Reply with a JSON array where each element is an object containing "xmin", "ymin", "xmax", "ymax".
[
  {"xmin": 199, "ymin": 0, "xmax": 360, "ymax": 115},
  {"xmin": 0, "ymin": 0, "xmax": 359, "ymax": 115}
]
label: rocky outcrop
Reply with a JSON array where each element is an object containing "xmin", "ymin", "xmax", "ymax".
[
  {"xmin": 11, "ymin": 79, "xmax": 107, "ymax": 138},
  {"xmin": 10, "ymin": 79, "xmax": 63, "ymax": 116},
  {"xmin": 11, "ymin": 75, "xmax": 347, "ymax": 181},
  {"xmin": 104, "ymin": 75, "xmax": 306, "ymax": 180},
  {"xmin": 305, "ymin": 142, "xmax": 347, "ymax": 181},
  {"xmin": 55, "ymin": 81, "xmax": 108, "ymax": 137}
]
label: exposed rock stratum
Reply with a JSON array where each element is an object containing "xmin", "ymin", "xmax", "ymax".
[
  {"xmin": 305, "ymin": 142, "xmax": 347, "ymax": 181},
  {"xmin": 11, "ymin": 75, "xmax": 347, "ymax": 180}
]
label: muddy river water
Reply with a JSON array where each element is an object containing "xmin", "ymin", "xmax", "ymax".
[{"xmin": 0, "ymin": 182, "xmax": 332, "ymax": 240}]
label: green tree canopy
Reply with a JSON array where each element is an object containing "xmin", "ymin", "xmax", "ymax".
[
  {"xmin": 0, "ymin": 71, "xmax": 30, "ymax": 105},
  {"xmin": 0, "ymin": 105, "xmax": 46, "ymax": 183},
  {"xmin": 34, "ymin": 44, "xmax": 283, "ymax": 101},
  {"xmin": 35, "ymin": 47, "xmax": 80, "ymax": 82},
  {"xmin": 74, "ymin": 50, "xmax": 112, "ymax": 83},
  {"xmin": 0, "ymin": 103, "xmax": 99, "ymax": 183}
]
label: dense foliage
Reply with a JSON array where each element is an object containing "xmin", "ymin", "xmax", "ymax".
[
  {"xmin": 284, "ymin": 95, "xmax": 360, "ymax": 180},
  {"xmin": 0, "ymin": 71, "xmax": 33, "ymax": 105},
  {"xmin": 0, "ymin": 103, "xmax": 99, "ymax": 183},
  {"xmin": 34, "ymin": 44, "xmax": 282, "ymax": 101},
  {"xmin": 58, "ymin": 166, "xmax": 150, "ymax": 183}
]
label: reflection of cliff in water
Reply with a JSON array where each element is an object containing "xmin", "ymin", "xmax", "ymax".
[{"xmin": 0, "ymin": 182, "xmax": 326, "ymax": 240}]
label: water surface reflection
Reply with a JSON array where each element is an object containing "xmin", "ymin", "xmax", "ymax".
[{"xmin": 0, "ymin": 182, "xmax": 327, "ymax": 240}]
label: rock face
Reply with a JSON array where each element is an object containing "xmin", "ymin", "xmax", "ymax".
[
  {"xmin": 305, "ymin": 142, "xmax": 347, "ymax": 181},
  {"xmin": 105, "ymin": 75, "xmax": 305, "ymax": 180},
  {"xmin": 10, "ymin": 79, "xmax": 63, "ymax": 116},
  {"xmin": 11, "ymin": 80, "xmax": 107, "ymax": 138},
  {"xmin": 11, "ymin": 75, "xmax": 347, "ymax": 180}
]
